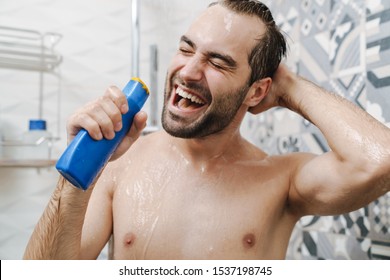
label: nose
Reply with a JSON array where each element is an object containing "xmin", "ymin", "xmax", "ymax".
[{"xmin": 179, "ymin": 55, "xmax": 204, "ymax": 82}]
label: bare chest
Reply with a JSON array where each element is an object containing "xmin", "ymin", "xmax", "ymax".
[{"xmin": 110, "ymin": 162, "xmax": 292, "ymax": 259}]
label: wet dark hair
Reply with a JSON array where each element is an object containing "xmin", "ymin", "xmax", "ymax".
[{"xmin": 210, "ymin": 0, "xmax": 287, "ymax": 84}]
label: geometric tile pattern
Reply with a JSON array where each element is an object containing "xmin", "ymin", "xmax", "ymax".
[
  {"xmin": 299, "ymin": 231, "xmax": 372, "ymax": 260},
  {"xmin": 370, "ymin": 193, "xmax": 390, "ymax": 240},
  {"xmin": 366, "ymin": 5, "xmax": 390, "ymax": 123},
  {"xmin": 332, "ymin": 208, "xmax": 370, "ymax": 238},
  {"xmin": 258, "ymin": 0, "xmax": 390, "ymax": 260}
]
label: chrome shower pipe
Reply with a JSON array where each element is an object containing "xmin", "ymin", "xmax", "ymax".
[
  {"xmin": 149, "ymin": 44, "xmax": 158, "ymax": 127},
  {"xmin": 131, "ymin": 0, "xmax": 140, "ymax": 77}
]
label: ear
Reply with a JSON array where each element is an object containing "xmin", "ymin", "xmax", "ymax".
[{"xmin": 244, "ymin": 77, "xmax": 272, "ymax": 108}]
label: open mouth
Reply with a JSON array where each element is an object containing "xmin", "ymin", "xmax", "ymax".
[{"xmin": 174, "ymin": 86, "xmax": 207, "ymax": 110}]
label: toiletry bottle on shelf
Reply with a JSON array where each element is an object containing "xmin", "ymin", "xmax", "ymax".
[
  {"xmin": 56, "ymin": 78, "xmax": 149, "ymax": 190},
  {"xmin": 22, "ymin": 119, "xmax": 51, "ymax": 161}
]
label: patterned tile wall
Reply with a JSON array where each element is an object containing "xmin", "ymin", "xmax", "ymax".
[{"xmin": 243, "ymin": 0, "xmax": 390, "ymax": 259}]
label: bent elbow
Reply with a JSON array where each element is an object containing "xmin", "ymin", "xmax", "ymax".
[{"xmin": 361, "ymin": 154, "xmax": 390, "ymax": 198}]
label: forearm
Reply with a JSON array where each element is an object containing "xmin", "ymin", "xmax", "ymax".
[
  {"xmin": 285, "ymin": 75, "xmax": 389, "ymax": 165},
  {"xmin": 283, "ymin": 73, "xmax": 390, "ymax": 203},
  {"xmin": 23, "ymin": 176, "xmax": 93, "ymax": 259}
]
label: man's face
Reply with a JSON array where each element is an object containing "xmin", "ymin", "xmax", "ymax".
[{"xmin": 162, "ymin": 4, "xmax": 264, "ymax": 139}]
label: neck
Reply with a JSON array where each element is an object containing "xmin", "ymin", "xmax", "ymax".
[
  {"xmin": 179, "ymin": 129, "xmax": 242, "ymax": 161},
  {"xmin": 166, "ymin": 106, "xmax": 247, "ymax": 166}
]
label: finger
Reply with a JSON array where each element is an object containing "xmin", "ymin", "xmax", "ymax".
[
  {"xmin": 85, "ymin": 102, "xmax": 116, "ymax": 140},
  {"xmin": 105, "ymin": 86, "xmax": 128, "ymax": 114},
  {"xmin": 99, "ymin": 95, "xmax": 124, "ymax": 132},
  {"xmin": 67, "ymin": 112, "xmax": 103, "ymax": 142}
]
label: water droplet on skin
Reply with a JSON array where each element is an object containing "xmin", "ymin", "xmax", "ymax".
[
  {"xmin": 170, "ymin": 143, "xmax": 190, "ymax": 165},
  {"xmin": 224, "ymin": 12, "xmax": 233, "ymax": 32}
]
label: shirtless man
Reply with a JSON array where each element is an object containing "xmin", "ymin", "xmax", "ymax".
[{"xmin": 24, "ymin": 0, "xmax": 390, "ymax": 260}]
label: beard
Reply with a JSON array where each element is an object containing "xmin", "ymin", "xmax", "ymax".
[{"xmin": 161, "ymin": 72, "xmax": 250, "ymax": 139}]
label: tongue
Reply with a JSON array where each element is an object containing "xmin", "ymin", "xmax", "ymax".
[{"xmin": 178, "ymin": 98, "xmax": 202, "ymax": 110}]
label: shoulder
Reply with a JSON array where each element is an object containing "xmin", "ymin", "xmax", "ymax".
[
  {"xmin": 108, "ymin": 130, "xmax": 168, "ymax": 167},
  {"xmin": 263, "ymin": 152, "xmax": 317, "ymax": 177},
  {"xmin": 269, "ymin": 152, "xmax": 316, "ymax": 164},
  {"xmin": 240, "ymin": 148, "xmax": 317, "ymax": 186},
  {"xmin": 133, "ymin": 130, "xmax": 167, "ymax": 148},
  {"xmin": 240, "ymin": 138, "xmax": 315, "ymax": 165},
  {"xmin": 101, "ymin": 130, "xmax": 167, "ymax": 188},
  {"xmin": 124, "ymin": 130, "xmax": 167, "ymax": 153}
]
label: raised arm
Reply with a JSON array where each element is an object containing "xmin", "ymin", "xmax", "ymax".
[
  {"xmin": 23, "ymin": 86, "xmax": 147, "ymax": 259},
  {"xmin": 251, "ymin": 65, "xmax": 390, "ymax": 216}
]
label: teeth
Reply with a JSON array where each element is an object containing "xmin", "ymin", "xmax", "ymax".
[
  {"xmin": 176, "ymin": 87, "xmax": 205, "ymax": 105},
  {"xmin": 191, "ymin": 95, "xmax": 198, "ymax": 103}
]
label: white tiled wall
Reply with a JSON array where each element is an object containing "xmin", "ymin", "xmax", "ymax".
[{"xmin": 0, "ymin": 168, "xmax": 57, "ymax": 259}]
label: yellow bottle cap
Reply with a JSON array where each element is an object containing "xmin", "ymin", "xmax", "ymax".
[{"xmin": 132, "ymin": 77, "xmax": 150, "ymax": 94}]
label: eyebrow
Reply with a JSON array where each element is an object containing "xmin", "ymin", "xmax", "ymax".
[
  {"xmin": 180, "ymin": 35, "xmax": 195, "ymax": 49},
  {"xmin": 180, "ymin": 35, "xmax": 238, "ymax": 70}
]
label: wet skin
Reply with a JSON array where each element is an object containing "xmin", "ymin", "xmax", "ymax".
[
  {"xmin": 80, "ymin": 4, "xmax": 298, "ymax": 260},
  {"xmin": 90, "ymin": 131, "xmax": 299, "ymax": 259}
]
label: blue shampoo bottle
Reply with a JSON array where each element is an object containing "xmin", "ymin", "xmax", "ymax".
[{"xmin": 56, "ymin": 78, "xmax": 149, "ymax": 190}]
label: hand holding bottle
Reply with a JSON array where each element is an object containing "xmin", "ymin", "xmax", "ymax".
[{"xmin": 56, "ymin": 78, "xmax": 149, "ymax": 190}]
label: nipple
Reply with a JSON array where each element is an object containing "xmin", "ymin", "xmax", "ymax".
[
  {"xmin": 123, "ymin": 232, "xmax": 136, "ymax": 247},
  {"xmin": 243, "ymin": 233, "xmax": 256, "ymax": 249}
]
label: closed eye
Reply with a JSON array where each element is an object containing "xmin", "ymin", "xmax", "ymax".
[
  {"xmin": 208, "ymin": 52, "xmax": 237, "ymax": 71},
  {"xmin": 209, "ymin": 60, "xmax": 225, "ymax": 70},
  {"xmin": 179, "ymin": 47, "xmax": 193, "ymax": 55}
]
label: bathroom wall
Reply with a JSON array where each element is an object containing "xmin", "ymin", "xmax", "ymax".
[
  {"xmin": 0, "ymin": 0, "xmax": 132, "ymax": 259},
  {"xmin": 242, "ymin": 0, "xmax": 390, "ymax": 259},
  {"xmin": 0, "ymin": 0, "xmax": 388, "ymax": 260}
]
